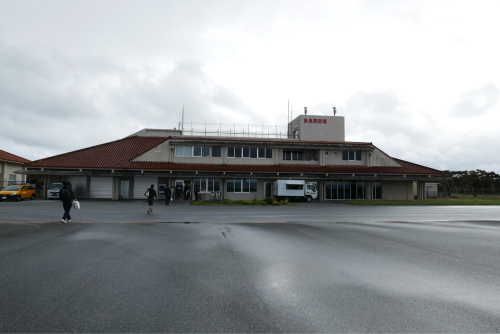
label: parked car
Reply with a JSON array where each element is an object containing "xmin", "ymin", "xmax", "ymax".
[
  {"xmin": 47, "ymin": 182, "xmax": 72, "ymax": 199},
  {"xmin": 0, "ymin": 184, "xmax": 36, "ymax": 201}
]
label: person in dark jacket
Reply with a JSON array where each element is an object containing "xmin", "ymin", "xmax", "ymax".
[
  {"xmin": 145, "ymin": 184, "xmax": 157, "ymax": 214},
  {"xmin": 165, "ymin": 185, "xmax": 171, "ymax": 205},
  {"xmin": 59, "ymin": 181, "xmax": 76, "ymax": 223}
]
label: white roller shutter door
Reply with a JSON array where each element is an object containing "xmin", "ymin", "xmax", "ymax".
[
  {"xmin": 89, "ymin": 177, "xmax": 113, "ymax": 199},
  {"xmin": 62, "ymin": 176, "xmax": 87, "ymax": 198},
  {"xmin": 134, "ymin": 175, "xmax": 158, "ymax": 199}
]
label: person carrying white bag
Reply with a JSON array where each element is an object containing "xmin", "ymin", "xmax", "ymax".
[{"xmin": 59, "ymin": 181, "xmax": 76, "ymax": 224}]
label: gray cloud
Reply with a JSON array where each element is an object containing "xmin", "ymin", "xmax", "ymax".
[
  {"xmin": 0, "ymin": 42, "xmax": 257, "ymax": 160},
  {"xmin": 451, "ymin": 83, "xmax": 500, "ymax": 117}
]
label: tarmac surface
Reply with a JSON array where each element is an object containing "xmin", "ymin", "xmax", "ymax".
[
  {"xmin": 1, "ymin": 200, "xmax": 500, "ymax": 332},
  {"xmin": 1, "ymin": 198, "xmax": 500, "ymax": 223}
]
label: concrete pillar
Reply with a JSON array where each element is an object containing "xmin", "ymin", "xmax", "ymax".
[
  {"xmin": 43, "ymin": 175, "xmax": 48, "ymax": 199},
  {"xmin": 112, "ymin": 177, "xmax": 118, "ymax": 200},
  {"xmin": 417, "ymin": 181, "xmax": 425, "ymax": 200},
  {"xmin": 366, "ymin": 181, "xmax": 373, "ymax": 201},
  {"xmin": 221, "ymin": 178, "xmax": 226, "ymax": 200},
  {"xmin": 86, "ymin": 176, "xmax": 91, "ymax": 199},
  {"xmin": 191, "ymin": 177, "xmax": 194, "ymax": 201}
]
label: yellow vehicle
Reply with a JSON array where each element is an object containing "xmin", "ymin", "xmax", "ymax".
[{"xmin": 0, "ymin": 184, "xmax": 36, "ymax": 201}]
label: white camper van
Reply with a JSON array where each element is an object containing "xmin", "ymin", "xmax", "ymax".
[{"xmin": 272, "ymin": 180, "xmax": 318, "ymax": 202}]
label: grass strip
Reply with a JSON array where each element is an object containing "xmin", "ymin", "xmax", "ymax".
[
  {"xmin": 192, "ymin": 199, "xmax": 293, "ymax": 205},
  {"xmin": 344, "ymin": 198, "xmax": 500, "ymax": 205}
]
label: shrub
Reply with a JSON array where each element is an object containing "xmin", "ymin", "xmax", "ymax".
[{"xmin": 264, "ymin": 197, "xmax": 274, "ymax": 205}]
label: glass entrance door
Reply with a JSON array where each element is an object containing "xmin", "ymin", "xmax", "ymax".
[{"xmin": 175, "ymin": 180, "xmax": 184, "ymax": 200}]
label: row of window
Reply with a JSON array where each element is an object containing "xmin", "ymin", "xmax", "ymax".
[
  {"xmin": 342, "ymin": 151, "xmax": 362, "ymax": 161},
  {"xmin": 192, "ymin": 178, "xmax": 382, "ymax": 199},
  {"xmin": 193, "ymin": 178, "xmax": 221, "ymax": 192},
  {"xmin": 175, "ymin": 145, "xmax": 362, "ymax": 161},
  {"xmin": 176, "ymin": 145, "xmax": 214, "ymax": 157},
  {"xmin": 325, "ymin": 180, "xmax": 381, "ymax": 200},
  {"xmin": 283, "ymin": 150, "xmax": 304, "ymax": 161},
  {"xmin": 227, "ymin": 178, "xmax": 258, "ymax": 193},
  {"xmin": 227, "ymin": 147, "xmax": 273, "ymax": 159}
]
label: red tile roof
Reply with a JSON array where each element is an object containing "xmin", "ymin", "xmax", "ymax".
[
  {"xmin": 25, "ymin": 136, "xmax": 168, "ymax": 169},
  {"xmin": 25, "ymin": 135, "xmax": 442, "ymax": 175},
  {"xmin": 125, "ymin": 161, "xmax": 441, "ymax": 175},
  {"xmin": 0, "ymin": 149, "xmax": 30, "ymax": 164}
]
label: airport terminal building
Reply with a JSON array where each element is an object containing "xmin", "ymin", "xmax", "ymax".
[{"xmin": 21, "ymin": 115, "xmax": 442, "ymax": 201}]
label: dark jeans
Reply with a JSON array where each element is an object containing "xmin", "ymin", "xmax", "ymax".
[
  {"xmin": 166, "ymin": 197, "xmax": 170, "ymax": 205},
  {"xmin": 62, "ymin": 201, "xmax": 72, "ymax": 220}
]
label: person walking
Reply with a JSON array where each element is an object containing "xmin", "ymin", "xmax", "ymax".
[
  {"xmin": 165, "ymin": 185, "xmax": 171, "ymax": 205},
  {"xmin": 186, "ymin": 187, "xmax": 191, "ymax": 202},
  {"xmin": 194, "ymin": 186, "xmax": 198, "ymax": 201},
  {"xmin": 59, "ymin": 181, "xmax": 75, "ymax": 223},
  {"xmin": 145, "ymin": 184, "xmax": 157, "ymax": 214}
]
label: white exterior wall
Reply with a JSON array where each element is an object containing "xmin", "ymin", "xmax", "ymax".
[
  {"xmin": 382, "ymin": 180, "xmax": 414, "ymax": 200},
  {"xmin": 1, "ymin": 161, "xmax": 25, "ymax": 185},
  {"xmin": 89, "ymin": 177, "xmax": 113, "ymax": 199},
  {"xmin": 133, "ymin": 175, "xmax": 158, "ymax": 199},
  {"xmin": 289, "ymin": 115, "xmax": 345, "ymax": 141},
  {"xmin": 370, "ymin": 148, "xmax": 401, "ymax": 167},
  {"xmin": 133, "ymin": 142, "xmax": 170, "ymax": 162}
]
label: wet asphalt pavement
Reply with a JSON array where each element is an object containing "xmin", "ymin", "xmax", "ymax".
[
  {"xmin": 1, "ymin": 199, "xmax": 500, "ymax": 223},
  {"xmin": 1, "ymin": 201, "xmax": 500, "ymax": 332}
]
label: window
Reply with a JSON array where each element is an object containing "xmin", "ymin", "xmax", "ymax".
[
  {"xmin": 258, "ymin": 148, "xmax": 266, "ymax": 158},
  {"xmin": 283, "ymin": 150, "xmax": 304, "ymax": 161},
  {"xmin": 373, "ymin": 181, "xmax": 382, "ymax": 200},
  {"xmin": 212, "ymin": 146, "xmax": 221, "ymax": 158},
  {"xmin": 227, "ymin": 147, "xmax": 235, "ymax": 158},
  {"xmin": 234, "ymin": 179, "xmax": 242, "ymax": 192},
  {"xmin": 250, "ymin": 148, "xmax": 257, "ymax": 158},
  {"xmin": 227, "ymin": 179, "xmax": 234, "ymax": 192},
  {"xmin": 227, "ymin": 147, "xmax": 242, "ymax": 158},
  {"xmin": 325, "ymin": 151, "xmax": 329, "ymax": 156},
  {"xmin": 243, "ymin": 147, "xmax": 250, "ymax": 158},
  {"xmin": 333, "ymin": 151, "xmax": 338, "ymax": 157},
  {"xmin": 175, "ymin": 145, "xmax": 193, "ymax": 157},
  {"xmin": 175, "ymin": 145, "xmax": 184, "ymax": 156},
  {"xmin": 286, "ymin": 184, "xmax": 303, "ymax": 190},
  {"xmin": 266, "ymin": 148, "xmax": 273, "ymax": 159},
  {"xmin": 342, "ymin": 151, "xmax": 362, "ymax": 161},
  {"xmin": 193, "ymin": 146, "xmax": 201, "ymax": 157},
  {"xmin": 227, "ymin": 178, "xmax": 257, "ymax": 193}
]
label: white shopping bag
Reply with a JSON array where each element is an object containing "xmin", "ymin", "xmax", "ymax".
[{"xmin": 72, "ymin": 200, "xmax": 80, "ymax": 209}]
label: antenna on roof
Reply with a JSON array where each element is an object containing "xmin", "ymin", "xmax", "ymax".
[
  {"xmin": 287, "ymin": 99, "xmax": 289, "ymax": 138},
  {"xmin": 304, "ymin": 107, "xmax": 307, "ymax": 115},
  {"xmin": 182, "ymin": 104, "xmax": 184, "ymax": 132},
  {"xmin": 333, "ymin": 107, "xmax": 336, "ymax": 116}
]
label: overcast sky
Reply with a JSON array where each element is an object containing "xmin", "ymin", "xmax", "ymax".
[{"xmin": 1, "ymin": 0, "xmax": 499, "ymax": 171}]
